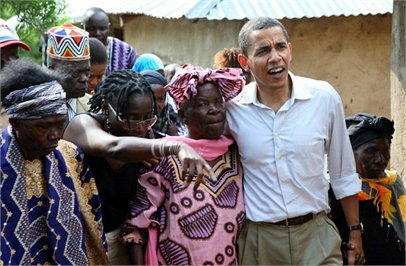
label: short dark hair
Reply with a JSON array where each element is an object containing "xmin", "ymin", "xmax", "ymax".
[
  {"xmin": 89, "ymin": 37, "xmax": 107, "ymax": 65},
  {"xmin": 82, "ymin": 7, "xmax": 109, "ymax": 25},
  {"xmin": 89, "ymin": 70, "xmax": 157, "ymax": 117},
  {"xmin": 238, "ymin": 17, "xmax": 290, "ymax": 56},
  {"xmin": 0, "ymin": 58, "xmax": 61, "ymax": 103}
]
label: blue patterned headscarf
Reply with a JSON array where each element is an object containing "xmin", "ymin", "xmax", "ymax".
[
  {"xmin": 133, "ymin": 53, "xmax": 164, "ymax": 72},
  {"xmin": 3, "ymin": 80, "xmax": 67, "ymax": 119}
]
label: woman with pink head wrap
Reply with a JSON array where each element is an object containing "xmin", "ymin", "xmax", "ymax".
[{"xmin": 121, "ymin": 64, "xmax": 246, "ymax": 265}]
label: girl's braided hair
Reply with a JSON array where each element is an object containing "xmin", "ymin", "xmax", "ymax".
[{"xmin": 89, "ymin": 70, "xmax": 157, "ymax": 117}]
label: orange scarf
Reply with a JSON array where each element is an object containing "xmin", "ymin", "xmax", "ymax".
[{"xmin": 358, "ymin": 171, "xmax": 406, "ymax": 241}]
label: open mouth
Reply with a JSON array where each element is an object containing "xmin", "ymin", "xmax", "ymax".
[{"xmin": 268, "ymin": 67, "xmax": 284, "ymax": 75}]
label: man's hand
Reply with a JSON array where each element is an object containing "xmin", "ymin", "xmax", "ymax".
[{"xmin": 342, "ymin": 230, "xmax": 366, "ymax": 265}]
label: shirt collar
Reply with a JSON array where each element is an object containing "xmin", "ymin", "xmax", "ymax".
[{"xmin": 238, "ymin": 72, "xmax": 312, "ymax": 105}]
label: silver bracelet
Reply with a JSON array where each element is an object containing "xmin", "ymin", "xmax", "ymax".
[
  {"xmin": 170, "ymin": 141, "xmax": 182, "ymax": 155},
  {"xmin": 151, "ymin": 139, "xmax": 159, "ymax": 159},
  {"xmin": 159, "ymin": 140, "xmax": 168, "ymax": 157}
]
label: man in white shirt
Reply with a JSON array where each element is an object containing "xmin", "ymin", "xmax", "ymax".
[{"xmin": 226, "ymin": 17, "xmax": 364, "ymax": 265}]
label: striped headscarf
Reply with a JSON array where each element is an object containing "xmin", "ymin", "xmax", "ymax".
[
  {"xmin": 165, "ymin": 64, "xmax": 245, "ymax": 107},
  {"xmin": 3, "ymin": 80, "xmax": 67, "ymax": 119}
]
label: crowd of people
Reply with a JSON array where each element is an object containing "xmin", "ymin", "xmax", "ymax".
[{"xmin": 0, "ymin": 7, "xmax": 405, "ymax": 266}]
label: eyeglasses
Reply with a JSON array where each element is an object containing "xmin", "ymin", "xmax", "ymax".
[{"xmin": 107, "ymin": 103, "xmax": 157, "ymax": 130}]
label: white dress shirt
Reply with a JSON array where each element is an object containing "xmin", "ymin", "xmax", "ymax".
[{"xmin": 226, "ymin": 72, "xmax": 361, "ymax": 222}]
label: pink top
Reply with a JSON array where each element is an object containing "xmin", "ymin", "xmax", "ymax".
[{"xmin": 121, "ymin": 138, "xmax": 245, "ymax": 265}]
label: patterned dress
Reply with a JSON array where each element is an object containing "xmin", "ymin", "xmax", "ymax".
[
  {"xmin": 122, "ymin": 142, "xmax": 245, "ymax": 265},
  {"xmin": 0, "ymin": 126, "xmax": 108, "ymax": 265},
  {"xmin": 105, "ymin": 37, "xmax": 138, "ymax": 76}
]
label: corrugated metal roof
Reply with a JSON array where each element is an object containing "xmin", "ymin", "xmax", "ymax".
[
  {"xmin": 65, "ymin": 0, "xmax": 393, "ymax": 22},
  {"xmin": 201, "ymin": 0, "xmax": 393, "ymax": 20}
]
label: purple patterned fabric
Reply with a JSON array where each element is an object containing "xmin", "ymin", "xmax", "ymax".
[{"xmin": 106, "ymin": 37, "xmax": 138, "ymax": 76}]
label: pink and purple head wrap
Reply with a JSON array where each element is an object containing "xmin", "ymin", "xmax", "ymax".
[
  {"xmin": 165, "ymin": 64, "xmax": 245, "ymax": 108},
  {"xmin": 4, "ymin": 80, "xmax": 67, "ymax": 119}
]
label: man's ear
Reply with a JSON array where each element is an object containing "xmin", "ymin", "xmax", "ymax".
[
  {"xmin": 238, "ymin": 54, "xmax": 250, "ymax": 72},
  {"xmin": 288, "ymin": 42, "xmax": 293, "ymax": 62}
]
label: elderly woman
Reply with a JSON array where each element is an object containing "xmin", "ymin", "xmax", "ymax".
[
  {"xmin": 330, "ymin": 113, "xmax": 406, "ymax": 265},
  {"xmin": 0, "ymin": 59, "xmax": 108, "ymax": 265},
  {"xmin": 120, "ymin": 64, "xmax": 246, "ymax": 265},
  {"xmin": 64, "ymin": 69, "xmax": 215, "ymax": 264}
]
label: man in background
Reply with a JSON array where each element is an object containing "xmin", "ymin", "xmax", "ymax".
[
  {"xmin": 0, "ymin": 18, "xmax": 30, "ymax": 70},
  {"xmin": 82, "ymin": 7, "xmax": 138, "ymax": 76}
]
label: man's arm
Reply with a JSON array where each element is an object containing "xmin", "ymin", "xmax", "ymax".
[{"xmin": 340, "ymin": 194, "xmax": 365, "ymax": 265}]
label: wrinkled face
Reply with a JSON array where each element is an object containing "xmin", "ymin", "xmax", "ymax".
[
  {"xmin": 106, "ymin": 92, "xmax": 155, "ymax": 138},
  {"xmin": 0, "ymin": 45, "xmax": 19, "ymax": 70},
  {"xmin": 88, "ymin": 63, "xmax": 106, "ymax": 93},
  {"xmin": 84, "ymin": 12, "xmax": 110, "ymax": 46},
  {"xmin": 10, "ymin": 115, "xmax": 66, "ymax": 160},
  {"xmin": 55, "ymin": 60, "xmax": 91, "ymax": 99},
  {"xmin": 239, "ymin": 26, "xmax": 292, "ymax": 92},
  {"xmin": 353, "ymin": 138, "xmax": 390, "ymax": 179},
  {"xmin": 181, "ymin": 82, "xmax": 226, "ymax": 140},
  {"xmin": 150, "ymin": 84, "xmax": 166, "ymax": 113}
]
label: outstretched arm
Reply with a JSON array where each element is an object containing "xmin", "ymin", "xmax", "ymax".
[{"xmin": 63, "ymin": 114, "xmax": 214, "ymax": 184}]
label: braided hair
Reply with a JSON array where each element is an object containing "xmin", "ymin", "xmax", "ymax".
[{"xmin": 89, "ymin": 70, "xmax": 157, "ymax": 117}]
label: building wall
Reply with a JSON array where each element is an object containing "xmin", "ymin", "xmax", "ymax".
[
  {"xmin": 124, "ymin": 14, "xmax": 391, "ymax": 118},
  {"xmin": 391, "ymin": 3, "xmax": 406, "ymax": 180}
]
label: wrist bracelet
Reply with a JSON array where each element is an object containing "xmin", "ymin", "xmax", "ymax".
[
  {"xmin": 159, "ymin": 140, "xmax": 168, "ymax": 157},
  {"xmin": 151, "ymin": 139, "xmax": 159, "ymax": 159}
]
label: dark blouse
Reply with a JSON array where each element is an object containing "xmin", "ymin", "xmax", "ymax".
[
  {"xmin": 330, "ymin": 189, "xmax": 405, "ymax": 265},
  {"xmin": 85, "ymin": 113, "xmax": 141, "ymax": 232}
]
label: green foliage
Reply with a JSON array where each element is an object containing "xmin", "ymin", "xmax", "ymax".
[{"xmin": 1, "ymin": 0, "xmax": 68, "ymax": 64}]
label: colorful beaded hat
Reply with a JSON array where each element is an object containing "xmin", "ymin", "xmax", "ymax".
[{"xmin": 47, "ymin": 23, "xmax": 90, "ymax": 61}]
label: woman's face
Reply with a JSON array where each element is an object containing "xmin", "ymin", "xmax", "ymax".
[
  {"xmin": 107, "ymin": 92, "xmax": 155, "ymax": 138},
  {"xmin": 353, "ymin": 138, "xmax": 390, "ymax": 178},
  {"xmin": 181, "ymin": 82, "xmax": 225, "ymax": 140},
  {"xmin": 88, "ymin": 63, "xmax": 107, "ymax": 93},
  {"xmin": 150, "ymin": 84, "xmax": 166, "ymax": 113},
  {"xmin": 10, "ymin": 115, "xmax": 66, "ymax": 160}
]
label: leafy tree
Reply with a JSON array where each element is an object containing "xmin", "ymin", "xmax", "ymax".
[{"xmin": 1, "ymin": 0, "xmax": 67, "ymax": 63}]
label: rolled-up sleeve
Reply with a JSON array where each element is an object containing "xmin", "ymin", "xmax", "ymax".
[{"xmin": 327, "ymin": 91, "xmax": 361, "ymax": 200}]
